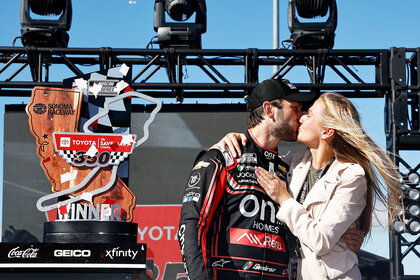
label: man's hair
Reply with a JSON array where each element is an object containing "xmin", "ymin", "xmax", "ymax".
[{"xmin": 247, "ymin": 99, "xmax": 283, "ymax": 129}]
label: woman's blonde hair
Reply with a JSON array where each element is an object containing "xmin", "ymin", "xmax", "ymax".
[{"xmin": 319, "ymin": 92, "xmax": 402, "ymax": 234}]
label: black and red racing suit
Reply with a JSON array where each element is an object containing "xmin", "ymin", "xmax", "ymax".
[{"xmin": 178, "ymin": 131, "xmax": 290, "ymax": 280}]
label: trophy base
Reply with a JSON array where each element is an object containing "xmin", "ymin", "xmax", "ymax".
[{"xmin": 43, "ymin": 221, "xmax": 138, "ymax": 243}]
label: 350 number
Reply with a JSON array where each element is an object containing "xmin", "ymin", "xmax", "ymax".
[{"xmin": 72, "ymin": 151, "xmax": 111, "ymax": 166}]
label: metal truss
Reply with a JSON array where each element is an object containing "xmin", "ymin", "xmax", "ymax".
[
  {"xmin": 387, "ymin": 48, "xmax": 420, "ymax": 280},
  {"xmin": 0, "ymin": 46, "xmax": 419, "ymax": 279},
  {"xmin": 0, "ymin": 46, "xmax": 391, "ymax": 99}
]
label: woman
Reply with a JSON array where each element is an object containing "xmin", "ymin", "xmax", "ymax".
[{"xmin": 216, "ymin": 92, "xmax": 401, "ymax": 279}]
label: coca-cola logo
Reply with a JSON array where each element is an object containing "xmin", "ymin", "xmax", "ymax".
[{"xmin": 8, "ymin": 246, "xmax": 39, "ymax": 259}]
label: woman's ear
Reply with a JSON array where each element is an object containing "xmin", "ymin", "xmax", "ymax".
[{"xmin": 321, "ymin": 128, "xmax": 335, "ymax": 140}]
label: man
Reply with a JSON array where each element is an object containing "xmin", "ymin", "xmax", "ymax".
[{"xmin": 178, "ymin": 79, "xmax": 361, "ymax": 279}]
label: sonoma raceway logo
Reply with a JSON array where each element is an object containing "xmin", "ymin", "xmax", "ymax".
[
  {"xmin": 32, "ymin": 103, "xmax": 75, "ymax": 115},
  {"xmin": 33, "ymin": 103, "xmax": 47, "ymax": 114}
]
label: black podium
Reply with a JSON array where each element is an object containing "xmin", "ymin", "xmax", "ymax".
[{"xmin": 0, "ymin": 221, "xmax": 153, "ymax": 280}]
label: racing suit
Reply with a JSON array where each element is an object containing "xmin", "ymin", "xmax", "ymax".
[{"xmin": 178, "ymin": 131, "xmax": 290, "ymax": 280}]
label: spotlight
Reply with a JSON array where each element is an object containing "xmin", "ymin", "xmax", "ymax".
[
  {"xmin": 408, "ymin": 219, "xmax": 420, "ymax": 234},
  {"xmin": 396, "ymin": 187, "xmax": 420, "ymax": 235},
  {"xmin": 408, "ymin": 172, "xmax": 420, "ymax": 185},
  {"xmin": 154, "ymin": 0, "xmax": 206, "ymax": 49},
  {"xmin": 20, "ymin": 0, "xmax": 72, "ymax": 48},
  {"xmin": 408, "ymin": 204, "xmax": 420, "ymax": 217},
  {"xmin": 288, "ymin": 0, "xmax": 337, "ymax": 49},
  {"xmin": 395, "ymin": 205, "xmax": 404, "ymax": 216},
  {"xmin": 393, "ymin": 220, "xmax": 405, "ymax": 234},
  {"xmin": 408, "ymin": 187, "xmax": 419, "ymax": 199},
  {"xmin": 165, "ymin": 0, "xmax": 195, "ymax": 21}
]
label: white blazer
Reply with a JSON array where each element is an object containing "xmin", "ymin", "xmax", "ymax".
[{"xmin": 278, "ymin": 148, "xmax": 367, "ymax": 280}]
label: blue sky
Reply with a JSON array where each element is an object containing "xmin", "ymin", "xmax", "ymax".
[{"xmin": 0, "ymin": 0, "xmax": 419, "ymax": 275}]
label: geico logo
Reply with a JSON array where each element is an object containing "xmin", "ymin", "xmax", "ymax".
[
  {"xmin": 264, "ymin": 151, "xmax": 276, "ymax": 160},
  {"xmin": 239, "ymin": 194, "xmax": 278, "ymax": 223},
  {"xmin": 54, "ymin": 249, "xmax": 91, "ymax": 257},
  {"xmin": 237, "ymin": 172, "xmax": 256, "ymax": 179}
]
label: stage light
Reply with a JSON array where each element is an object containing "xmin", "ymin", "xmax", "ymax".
[
  {"xmin": 154, "ymin": 0, "xmax": 206, "ymax": 49},
  {"xmin": 288, "ymin": 0, "xmax": 337, "ymax": 49},
  {"xmin": 408, "ymin": 219, "xmax": 420, "ymax": 234},
  {"xmin": 408, "ymin": 187, "xmax": 419, "ymax": 199},
  {"xmin": 20, "ymin": 0, "xmax": 72, "ymax": 47},
  {"xmin": 165, "ymin": 0, "xmax": 194, "ymax": 21},
  {"xmin": 408, "ymin": 204, "xmax": 420, "ymax": 217},
  {"xmin": 395, "ymin": 187, "xmax": 420, "ymax": 235},
  {"xmin": 393, "ymin": 220, "xmax": 405, "ymax": 234},
  {"xmin": 408, "ymin": 172, "xmax": 420, "ymax": 185},
  {"xmin": 395, "ymin": 205, "xmax": 404, "ymax": 216}
]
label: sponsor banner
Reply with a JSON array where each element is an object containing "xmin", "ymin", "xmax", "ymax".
[
  {"xmin": 134, "ymin": 205, "xmax": 183, "ymax": 280},
  {"xmin": 0, "ymin": 243, "xmax": 146, "ymax": 266},
  {"xmin": 53, "ymin": 132, "xmax": 136, "ymax": 167}
]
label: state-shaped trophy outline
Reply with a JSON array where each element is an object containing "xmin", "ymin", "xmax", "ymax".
[{"xmin": 36, "ymin": 91, "xmax": 162, "ymax": 212}]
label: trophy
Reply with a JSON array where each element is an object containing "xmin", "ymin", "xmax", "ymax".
[{"xmin": 26, "ymin": 64, "xmax": 161, "ymax": 244}]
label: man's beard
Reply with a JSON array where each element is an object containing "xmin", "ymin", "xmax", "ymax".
[{"xmin": 271, "ymin": 121, "xmax": 297, "ymax": 142}]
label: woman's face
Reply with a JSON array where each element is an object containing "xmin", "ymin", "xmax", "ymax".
[{"xmin": 297, "ymin": 98, "xmax": 326, "ymax": 147}]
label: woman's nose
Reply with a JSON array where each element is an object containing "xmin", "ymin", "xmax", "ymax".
[{"xmin": 299, "ymin": 115, "xmax": 305, "ymax": 124}]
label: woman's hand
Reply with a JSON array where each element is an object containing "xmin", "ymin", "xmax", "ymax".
[
  {"xmin": 255, "ymin": 167, "xmax": 291, "ymax": 206},
  {"xmin": 210, "ymin": 132, "xmax": 248, "ymax": 157},
  {"xmin": 340, "ymin": 221, "xmax": 364, "ymax": 252}
]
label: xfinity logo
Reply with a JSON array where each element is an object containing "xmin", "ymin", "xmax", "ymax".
[
  {"xmin": 105, "ymin": 247, "xmax": 138, "ymax": 260},
  {"xmin": 54, "ymin": 249, "xmax": 91, "ymax": 258}
]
